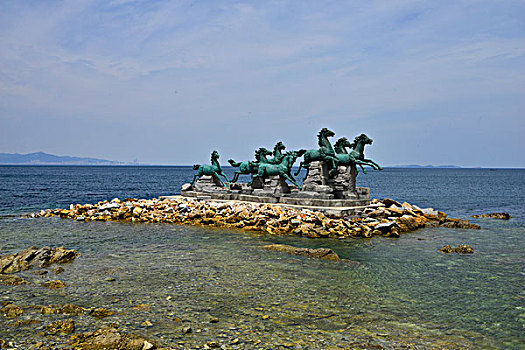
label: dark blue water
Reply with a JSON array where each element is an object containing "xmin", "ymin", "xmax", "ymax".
[
  {"xmin": 0, "ymin": 166, "xmax": 524, "ymax": 349},
  {"xmin": 1, "ymin": 166, "xmax": 523, "ymax": 220}
]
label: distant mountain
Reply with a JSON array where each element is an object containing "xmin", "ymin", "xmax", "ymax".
[
  {"xmin": 0, "ymin": 152, "xmax": 126, "ymax": 165},
  {"xmin": 390, "ymin": 164, "xmax": 462, "ymax": 168}
]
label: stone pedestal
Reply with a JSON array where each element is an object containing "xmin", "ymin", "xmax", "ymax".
[
  {"xmin": 193, "ymin": 175, "xmax": 228, "ymax": 194},
  {"xmin": 293, "ymin": 161, "xmax": 369, "ymax": 200},
  {"xmin": 181, "ymin": 161, "xmax": 370, "ymax": 208},
  {"xmin": 252, "ymin": 175, "xmax": 296, "ymax": 197}
]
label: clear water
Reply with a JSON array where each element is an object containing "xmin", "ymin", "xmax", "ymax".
[{"xmin": 0, "ymin": 166, "xmax": 523, "ymax": 349}]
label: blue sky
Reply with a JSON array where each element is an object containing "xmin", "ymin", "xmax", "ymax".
[{"xmin": 1, "ymin": 0, "xmax": 524, "ymax": 167}]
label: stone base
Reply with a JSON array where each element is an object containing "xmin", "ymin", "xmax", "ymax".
[
  {"xmin": 180, "ymin": 167, "xmax": 370, "ymax": 210},
  {"xmin": 193, "ymin": 175, "xmax": 228, "ymax": 193},
  {"xmin": 180, "ymin": 189, "xmax": 369, "ymax": 208}
]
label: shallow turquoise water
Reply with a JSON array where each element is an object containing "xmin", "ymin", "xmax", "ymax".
[{"xmin": 0, "ymin": 166, "xmax": 524, "ymax": 349}]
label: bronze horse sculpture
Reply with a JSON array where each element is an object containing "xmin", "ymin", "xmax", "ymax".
[
  {"xmin": 266, "ymin": 141, "xmax": 286, "ymax": 165},
  {"xmin": 191, "ymin": 150, "xmax": 230, "ymax": 187},
  {"xmin": 345, "ymin": 134, "xmax": 382, "ymax": 172},
  {"xmin": 228, "ymin": 147, "xmax": 273, "ymax": 183},
  {"xmin": 294, "ymin": 128, "xmax": 339, "ymax": 180},
  {"xmin": 334, "ymin": 137, "xmax": 368, "ymax": 173},
  {"xmin": 251, "ymin": 150, "xmax": 306, "ymax": 189}
]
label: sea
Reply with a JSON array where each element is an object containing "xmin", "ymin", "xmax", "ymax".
[{"xmin": 0, "ymin": 166, "xmax": 523, "ymax": 349}]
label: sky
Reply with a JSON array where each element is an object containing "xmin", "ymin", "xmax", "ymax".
[{"xmin": 1, "ymin": 0, "xmax": 524, "ymax": 167}]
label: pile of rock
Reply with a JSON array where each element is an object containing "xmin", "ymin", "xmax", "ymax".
[{"xmin": 31, "ymin": 197, "xmax": 480, "ymax": 239}]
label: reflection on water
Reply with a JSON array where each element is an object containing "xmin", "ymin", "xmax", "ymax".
[{"xmin": 1, "ymin": 216, "xmax": 523, "ymax": 349}]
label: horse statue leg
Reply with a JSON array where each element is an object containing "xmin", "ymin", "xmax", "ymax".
[
  {"xmin": 363, "ymin": 158, "xmax": 383, "ymax": 170},
  {"xmin": 294, "ymin": 161, "xmax": 305, "ymax": 176},
  {"xmin": 231, "ymin": 171, "xmax": 240, "ymax": 183},
  {"xmin": 220, "ymin": 171, "xmax": 230, "ymax": 183},
  {"xmin": 191, "ymin": 174, "xmax": 199, "ymax": 185},
  {"xmin": 191, "ymin": 167, "xmax": 202, "ymax": 185},
  {"xmin": 213, "ymin": 173, "xmax": 226, "ymax": 187},
  {"xmin": 283, "ymin": 172, "xmax": 301, "ymax": 190},
  {"xmin": 327, "ymin": 155, "xmax": 339, "ymax": 177}
]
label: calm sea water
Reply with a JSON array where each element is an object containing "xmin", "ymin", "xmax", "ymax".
[{"xmin": 0, "ymin": 166, "xmax": 524, "ymax": 349}]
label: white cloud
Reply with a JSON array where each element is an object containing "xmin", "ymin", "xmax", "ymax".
[{"xmin": 0, "ymin": 0, "xmax": 524, "ymax": 166}]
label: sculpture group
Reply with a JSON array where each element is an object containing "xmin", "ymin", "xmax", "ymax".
[{"xmin": 191, "ymin": 128, "xmax": 382, "ymax": 193}]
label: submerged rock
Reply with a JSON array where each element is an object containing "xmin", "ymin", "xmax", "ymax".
[
  {"xmin": 40, "ymin": 304, "xmax": 87, "ymax": 315},
  {"xmin": 454, "ymin": 244, "xmax": 475, "ymax": 254},
  {"xmin": 440, "ymin": 218, "xmax": 481, "ymax": 229},
  {"xmin": 1, "ymin": 303, "xmax": 24, "ymax": 318},
  {"xmin": 439, "ymin": 244, "xmax": 474, "ymax": 254},
  {"xmin": 263, "ymin": 244, "xmax": 340, "ymax": 261},
  {"xmin": 69, "ymin": 326, "xmax": 168, "ymax": 349},
  {"xmin": 438, "ymin": 245, "xmax": 454, "ymax": 254},
  {"xmin": 0, "ymin": 246, "xmax": 80, "ymax": 274},
  {"xmin": 41, "ymin": 279, "xmax": 66, "ymax": 289},
  {"xmin": 472, "ymin": 212, "xmax": 511, "ymax": 220},
  {"xmin": 0, "ymin": 274, "xmax": 30, "ymax": 286},
  {"xmin": 45, "ymin": 319, "xmax": 75, "ymax": 334}
]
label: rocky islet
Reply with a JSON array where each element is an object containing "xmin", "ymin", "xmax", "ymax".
[{"xmin": 30, "ymin": 196, "xmax": 480, "ymax": 239}]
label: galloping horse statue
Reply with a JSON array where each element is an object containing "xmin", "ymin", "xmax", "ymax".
[
  {"xmin": 334, "ymin": 137, "xmax": 367, "ymax": 173},
  {"xmin": 294, "ymin": 128, "xmax": 339, "ymax": 180},
  {"xmin": 345, "ymin": 134, "xmax": 382, "ymax": 172},
  {"xmin": 228, "ymin": 147, "xmax": 273, "ymax": 183},
  {"xmin": 191, "ymin": 150, "xmax": 230, "ymax": 187},
  {"xmin": 266, "ymin": 141, "xmax": 286, "ymax": 165},
  {"xmin": 251, "ymin": 150, "xmax": 306, "ymax": 189}
]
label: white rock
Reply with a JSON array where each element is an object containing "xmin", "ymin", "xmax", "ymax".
[
  {"xmin": 421, "ymin": 208, "xmax": 438, "ymax": 216},
  {"xmin": 142, "ymin": 340, "xmax": 154, "ymax": 350}
]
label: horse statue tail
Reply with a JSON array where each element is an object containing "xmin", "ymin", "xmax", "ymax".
[
  {"xmin": 228, "ymin": 159, "xmax": 241, "ymax": 167},
  {"xmin": 193, "ymin": 164, "xmax": 200, "ymax": 170}
]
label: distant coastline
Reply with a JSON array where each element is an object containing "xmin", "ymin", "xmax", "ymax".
[
  {"xmin": 1, "ymin": 152, "xmax": 522, "ymax": 168},
  {"xmin": 0, "ymin": 152, "xmax": 131, "ymax": 166}
]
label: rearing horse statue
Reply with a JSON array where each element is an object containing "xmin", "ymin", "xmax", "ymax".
[
  {"xmin": 228, "ymin": 147, "xmax": 273, "ymax": 183},
  {"xmin": 191, "ymin": 150, "xmax": 230, "ymax": 187},
  {"xmin": 334, "ymin": 137, "xmax": 367, "ymax": 173},
  {"xmin": 346, "ymin": 134, "xmax": 382, "ymax": 171},
  {"xmin": 251, "ymin": 150, "xmax": 306, "ymax": 189},
  {"xmin": 294, "ymin": 128, "xmax": 339, "ymax": 180},
  {"xmin": 266, "ymin": 141, "xmax": 286, "ymax": 165}
]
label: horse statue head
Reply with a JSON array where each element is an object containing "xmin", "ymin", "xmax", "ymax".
[
  {"xmin": 273, "ymin": 141, "xmax": 286, "ymax": 154},
  {"xmin": 211, "ymin": 150, "xmax": 220, "ymax": 160},
  {"xmin": 317, "ymin": 128, "xmax": 335, "ymax": 147},
  {"xmin": 334, "ymin": 137, "xmax": 352, "ymax": 153},
  {"xmin": 350, "ymin": 134, "xmax": 373, "ymax": 148},
  {"xmin": 255, "ymin": 147, "xmax": 273, "ymax": 160}
]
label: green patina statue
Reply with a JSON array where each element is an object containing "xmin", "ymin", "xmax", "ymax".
[
  {"xmin": 228, "ymin": 147, "xmax": 273, "ymax": 183},
  {"xmin": 250, "ymin": 150, "xmax": 306, "ymax": 189},
  {"xmin": 334, "ymin": 137, "xmax": 368, "ymax": 173},
  {"xmin": 266, "ymin": 141, "xmax": 286, "ymax": 164},
  {"xmin": 191, "ymin": 150, "xmax": 230, "ymax": 187},
  {"xmin": 294, "ymin": 128, "xmax": 339, "ymax": 180},
  {"xmin": 345, "ymin": 134, "xmax": 382, "ymax": 171}
]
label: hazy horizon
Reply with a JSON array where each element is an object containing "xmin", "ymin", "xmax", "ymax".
[{"xmin": 1, "ymin": 1, "xmax": 524, "ymax": 168}]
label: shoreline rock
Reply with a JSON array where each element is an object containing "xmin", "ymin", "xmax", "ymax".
[
  {"xmin": 472, "ymin": 212, "xmax": 511, "ymax": 220},
  {"xmin": 0, "ymin": 246, "xmax": 80, "ymax": 274},
  {"xmin": 29, "ymin": 197, "xmax": 481, "ymax": 239}
]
